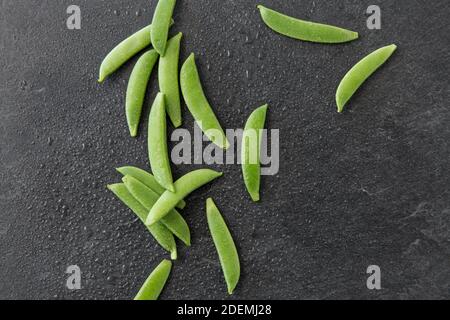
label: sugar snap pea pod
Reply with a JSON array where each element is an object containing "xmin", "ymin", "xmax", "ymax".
[
  {"xmin": 242, "ymin": 105, "xmax": 268, "ymax": 202},
  {"xmin": 98, "ymin": 20, "xmax": 174, "ymax": 83},
  {"xmin": 148, "ymin": 93, "xmax": 175, "ymax": 192},
  {"xmin": 134, "ymin": 259, "xmax": 172, "ymax": 300},
  {"xmin": 123, "ymin": 175, "xmax": 191, "ymax": 246},
  {"xmin": 180, "ymin": 54, "xmax": 230, "ymax": 150},
  {"xmin": 257, "ymin": 5, "xmax": 358, "ymax": 44},
  {"xmin": 159, "ymin": 33, "xmax": 183, "ymax": 128},
  {"xmin": 151, "ymin": 0, "xmax": 177, "ymax": 56},
  {"xmin": 126, "ymin": 50, "xmax": 159, "ymax": 137},
  {"xmin": 336, "ymin": 44, "xmax": 397, "ymax": 113},
  {"xmin": 206, "ymin": 198, "xmax": 240, "ymax": 295},
  {"xmin": 146, "ymin": 169, "xmax": 223, "ymax": 226},
  {"xmin": 98, "ymin": 25, "xmax": 152, "ymax": 83},
  {"xmin": 117, "ymin": 166, "xmax": 186, "ymax": 209},
  {"xmin": 107, "ymin": 184, "xmax": 177, "ymax": 259}
]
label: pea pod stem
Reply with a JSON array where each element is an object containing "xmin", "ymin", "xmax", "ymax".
[
  {"xmin": 126, "ymin": 50, "xmax": 159, "ymax": 137},
  {"xmin": 123, "ymin": 175, "xmax": 191, "ymax": 246},
  {"xmin": 151, "ymin": 0, "xmax": 177, "ymax": 56},
  {"xmin": 107, "ymin": 184, "xmax": 177, "ymax": 259},
  {"xmin": 206, "ymin": 198, "xmax": 240, "ymax": 295},
  {"xmin": 134, "ymin": 259, "xmax": 172, "ymax": 300},
  {"xmin": 242, "ymin": 105, "xmax": 268, "ymax": 202},
  {"xmin": 146, "ymin": 169, "xmax": 223, "ymax": 226},
  {"xmin": 116, "ymin": 166, "xmax": 186, "ymax": 209},
  {"xmin": 180, "ymin": 53, "xmax": 230, "ymax": 150},
  {"xmin": 159, "ymin": 33, "xmax": 183, "ymax": 128},
  {"xmin": 257, "ymin": 5, "xmax": 358, "ymax": 43},
  {"xmin": 148, "ymin": 93, "xmax": 175, "ymax": 192},
  {"xmin": 336, "ymin": 44, "xmax": 397, "ymax": 112}
]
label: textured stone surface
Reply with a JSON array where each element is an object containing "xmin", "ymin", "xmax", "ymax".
[{"xmin": 0, "ymin": 0, "xmax": 449, "ymax": 300}]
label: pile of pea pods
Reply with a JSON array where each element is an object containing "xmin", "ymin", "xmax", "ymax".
[{"xmin": 99, "ymin": 1, "xmax": 397, "ymax": 300}]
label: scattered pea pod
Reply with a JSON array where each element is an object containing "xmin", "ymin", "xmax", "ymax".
[
  {"xmin": 98, "ymin": 24, "xmax": 153, "ymax": 83},
  {"xmin": 126, "ymin": 50, "xmax": 159, "ymax": 137},
  {"xmin": 206, "ymin": 198, "xmax": 240, "ymax": 295},
  {"xmin": 148, "ymin": 93, "xmax": 175, "ymax": 192},
  {"xmin": 107, "ymin": 183, "xmax": 177, "ymax": 260},
  {"xmin": 134, "ymin": 259, "xmax": 172, "ymax": 300},
  {"xmin": 98, "ymin": 20, "xmax": 173, "ymax": 82},
  {"xmin": 159, "ymin": 33, "xmax": 183, "ymax": 128},
  {"xmin": 242, "ymin": 105, "xmax": 268, "ymax": 202},
  {"xmin": 336, "ymin": 44, "xmax": 397, "ymax": 112},
  {"xmin": 257, "ymin": 5, "xmax": 359, "ymax": 44},
  {"xmin": 151, "ymin": 0, "xmax": 177, "ymax": 56},
  {"xmin": 116, "ymin": 166, "xmax": 186, "ymax": 209},
  {"xmin": 180, "ymin": 54, "xmax": 230, "ymax": 150},
  {"xmin": 146, "ymin": 169, "xmax": 223, "ymax": 226},
  {"xmin": 123, "ymin": 175, "xmax": 191, "ymax": 246}
]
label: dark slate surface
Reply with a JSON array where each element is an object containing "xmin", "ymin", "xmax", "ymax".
[{"xmin": 0, "ymin": 0, "xmax": 449, "ymax": 300}]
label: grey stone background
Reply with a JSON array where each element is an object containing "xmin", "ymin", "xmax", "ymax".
[{"xmin": 0, "ymin": 0, "xmax": 449, "ymax": 300}]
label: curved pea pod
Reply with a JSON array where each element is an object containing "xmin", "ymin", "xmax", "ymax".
[
  {"xmin": 241, "ymin": 105, "xmax": 268, "ymax": 202},
  {"xmin": 107, "ymin": 184, "xmax": 177, "ymax": 260},
  {"xmin": 148, "ymin": 93, "xmax": 175, "ymax": 192},
  {"xmin": 146, "ymin": 169, "xmax": 223, "ymax": 226},
  {"xmin": 206, "ymin": 198, "xmax": 240, "ymax": 295},
  {"xmin": 134, "ymin": 259, "xmax": 172, "ymax": 300},
  {"xmin": 151, "ymin": 0, "xmax": 177, "ymax": 56},
  {"xmin": 159, "ymin": 33, "xmax": 183, "ymax": 128},
  {"xmin": 116, "ymin": 166, "xmax": 186, "ymax": 209},
  {"xmin": 98, "ymin": 20, "xmax": 173, "ymax": 82},
  {"xmin": 180, "ymin": 53, "xmax": 230, "ymax": 150},
  {"xmin": 257, "ymin": 5, "xmax": 358, "ymax": 44},
  {"xmin": 126, "ymin": 50, "xmax": 159, "ymax": 137},
  {"xmin": 122, "ymin": 175, "xmax": 190, "ymax": 246},
  {"xmin": 336, "ymin": 44, "xmax": 397, "ymax": 112}
]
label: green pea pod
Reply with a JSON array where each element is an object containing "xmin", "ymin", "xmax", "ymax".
[
  {"xmin": 257, "ymin": 5, "xmax": 358, "ymax": 43},
  {"xmin": 336, "ymin": 44, "xmax": 397, "ymax": 112},
  {"xmin": 206, "ymin": 198, "xmax": 240, "ymax": 295},
  {"xmin": 134, "ymin": 259, "xmax": 172, "ymax": 300},
  {"xmin": 146, "ymin": 169, "xmax": 223, "ymax": 226},
  {"xmin": 242, "ymin": 105, "xmax": 268, "ymax": 202},
  {"xmin": 151, "ymin": 0, "xmax": 177, "ymax": 56},
  {"xmin": 126, "ymin": 50, "xmax": 159, "ymax": 137},
  {"xmin": 98, "ymin": 20, "xmax": 174, "ymax": 82},
  {"xmin": 122, "ymin": 175, "xmax": 191, "ymax": 246},
  {"xmin": 159, "ymin": 33, "xmax": 183, "ymax": 128},
  {"xmin": 180, "ymin": 54, "xmax": 230, "ymax": 150},
  {"xmin": 116, "ymin": 166, "xmax": 186, "ymax": 209},
  {"xmin": 107, "ymin": 184, "xmax": 177, "ymax": 259},
  {"xmin": 98, "ymin": 25, "xmax": 153, "ymax": 83},
  {"xmin": 148, "ymin": 93, "xmax": 175, "ymax": 192}
]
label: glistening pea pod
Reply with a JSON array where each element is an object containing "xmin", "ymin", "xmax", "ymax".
[
  {"xmin": 146, "ymin": 169, "xmax": 223, "ymax": 226},
  {"xmin": 206, "ymin": 198, "xmax": 240, "ymax": 295},
  {"xmin": 107, "ymin": 183, "xmax": 177, "ymax": 260},
  {"xmin": 148, "ymin": 93, "xmax": 175, "ymax": 192},
  {"xmin": 159, "ymin": 33, "xmax": 183, "ymax": 128},
  {"xmin": 257, "ymin": 5, "xmax": 359, "ymax": 44},
  {"xmin": 336, "ymin": 44, "xmax": 397, "ymax": 112},
  {"xmin": 180, "ymin": 54, "xmax": 230, "ymax": 150},
  {"xmin": 126, "ymin": 50, "xmax": 159, "ymax": 137},
  {"xmin": 98, "ymin": 20, "xmax": 173, "ymax": 82},
  {"xmin": 134, "ymin": 259, "xmax": 172, "ymax": 300},
  {"xmin": 241, "ymin": 105, "xmax": 268, "ymax": 202},
  {"xmin": 151, "ymin": 0, "xmax": 177, "ymax": 56},
  {"xmin": 116, "ymin": 166, "xmax": 186, "ymax": 209},
  {"xmin": 122, "ymin": 175, "xmax": 191, "ymax": 247}
]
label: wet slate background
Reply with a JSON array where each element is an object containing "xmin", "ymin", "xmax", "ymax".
[{"xmin": 0, "ymin": 0, "xmax": 449, "ymax": 300}]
